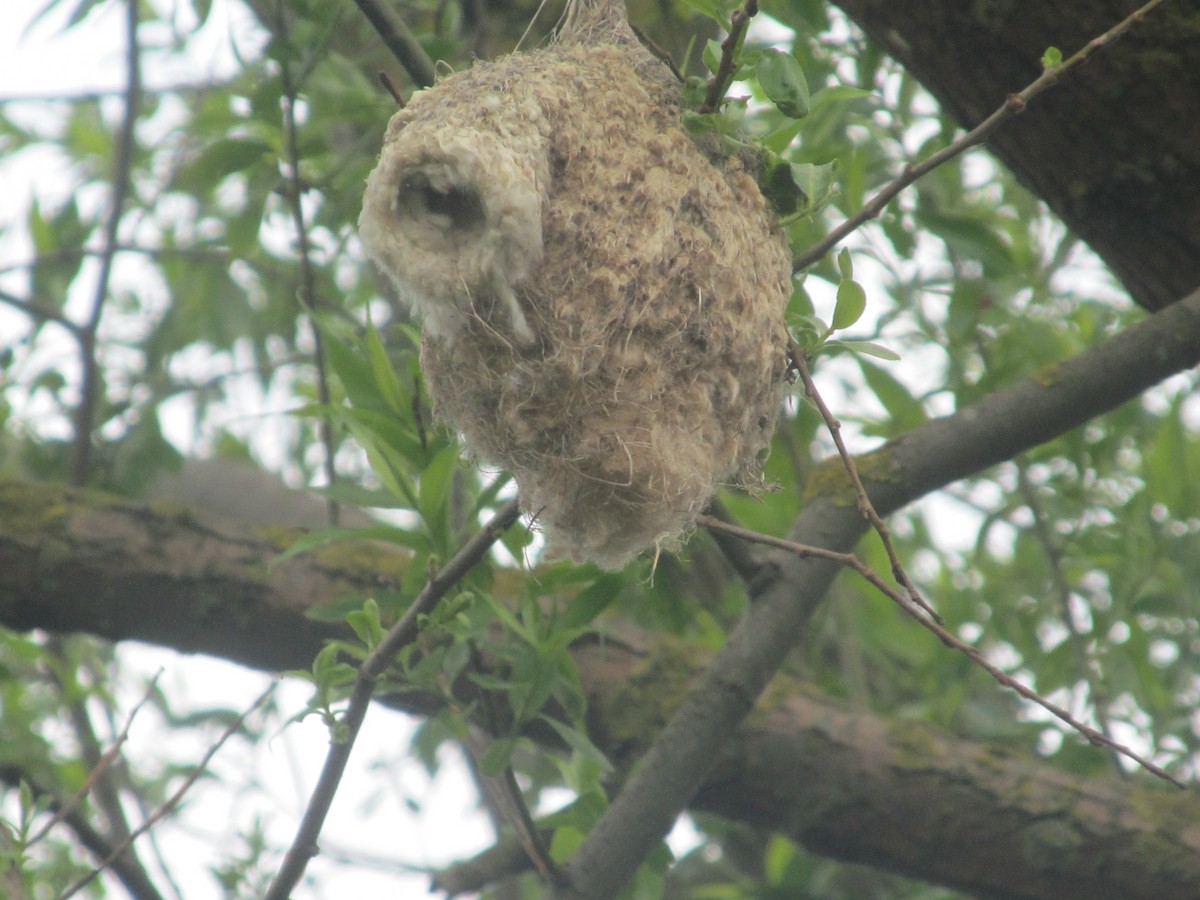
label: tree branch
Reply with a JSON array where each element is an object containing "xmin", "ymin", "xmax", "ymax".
[
  {"xmin": 70, "ymin": 0, "xmax": 141, "ymax": 486},
  {"xmin": 275, "ymin": 0, "xmax": 343, "ymax": 527},
  {"xmin": 263, "ymin": 499, "xmax": 521, "ymax": 899},
  {"xmin": 3, "ymin": 290, "xmax": 1200, "ymax": 898},
  {"xmin": 793, "ymin": 0, "xmax": 1170, "ymax": 274},
  {"xmin": 59, "ymin": 685, "xmax": 274, "ymax": 899},
  {"xmin": 0, "ymin": 767, "xmax": 165, "ymax": 900},
  {"xmin": 550, "ymin": 289, "xmax": 1200, "ymax": 898},
  {"xmin": 351, "ymin": 0, "xmax": 437, "ymax": 89}
]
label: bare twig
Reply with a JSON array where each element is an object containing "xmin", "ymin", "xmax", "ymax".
[
  {"xmin": 432, "ymin": 832, "xmax": 548, "ymax": 895},
  {"xmin": 908, "ymin": 599, "xmax": 1183, "ymax": 786},
  {"xmin": 453, "ymin": 643, "xmax": 563, "ymax": 887},
  {"xmin": 0, "ymin": 244, "xmax": 235, "ymax": 276},
  {"xmin": 791, "ymin": 0, "xmax": 1170, "ymax": 273},
  {"xmin": 58, "ymin": 683, "xmax": 276, "ymax": 899},
  {"xmin": 699, "ymin": 0, "xmax": 758, "ymax": 113},
  {"xmin": 263, "ymin": 499, "xmax": 522, "ymax": 900},
  {"xmin": 459, "ymin": 727, "xmax": 564, "ymax": 886},
  {"xmin": 41, "ymin": 637, "xmax": 153, "ymax": 891},
  {"xmin": 0, "ymin": 766, "xmax": 165, "ymax": 900},
  {"xmin": 351, "ymin": 0, "xmax": 437, "ymax": 89},
  {"xmin": 790, "ymin": 334, "xmax": 1185, "ymax": 784},
  {"xmin": 0, "ymin": 288, "xmax": 81, "ymax": 333},
  {"xmin": 378, "ymin": 70, "xmax": 406, "ymax": 107},
  {"xmin": 630, "ymin": 24, "xmax": 684, "ymax": 83},
  {"xmin": 28, "ymin": 671, "xmax": 161, "ymax": 850},
  {"xmin": 275, "ymin": 0, "xmax": 343, "ymax": 527},
  {"xmin": 790, "ymin": 341, "xmax": 942, "ymax": 623},
  {"xmin": 701, "ymin": 512, "xmax": 1184, "ymax": 787},
  {"xmin": 69, "ymin": 0, "xmax": 141, "ymax": 487},
  {"xmin": 697, "ymin": 514, "xmax": 924, "ymax": 618}
]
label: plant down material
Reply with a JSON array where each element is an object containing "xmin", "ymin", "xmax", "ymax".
[{"xmin": 359, "ymin": 0, "xmax": 792, "ymax": 568}]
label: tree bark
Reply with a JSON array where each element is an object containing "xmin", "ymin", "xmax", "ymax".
[
  {"xmin": 1, "ymin": 482, "xmax": 1197, "ymax": 900},
  {"xmin": 3, "ymin": 289, "xmax": 1200, "ymax": 899},
  {"xmin": 834, "ymin": 0, "xmax": 1200, "ymax": 311}
]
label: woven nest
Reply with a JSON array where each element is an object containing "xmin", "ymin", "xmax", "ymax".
[{"xmin": 359, "ymin": 0, "xmax": 793, "ymax": 568}]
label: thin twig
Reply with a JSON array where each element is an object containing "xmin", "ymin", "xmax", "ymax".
[
  {"xmin": 698, "ymin": 0, "xmax": 758, "ymax": 114},
  {"xmin": 263, "ymin": 499, "xmax": 522, "ymax": 900},
  {"xmin": 42, "ymin": 637, "xmax": 150, "ymax": 889},
  {"xmin": 697, "ymin": 514, "xmax": 924, "ymax": 619},
  {"xmin": 351, "ymin": 0, "xmax": 437, "ymax": 89},
  {"xmin": 792, "ymin": 0, "xmax": 1170, "ymax": 273},
  {"xmin": 703, "ymin": 513, "xmax": 1184, "ymax": 787},
  {"xmin": 785, "ymin": 345, "xmax": 1180, "ymax": 784},
  {"xmin": 276, "ymin": 0, "xmax": 343, "ymax": 527},
  {"xmin": 909, "ymin": 603, "xmax": 1183, "ymax": 786},
  {"xmin": 0, "ymin": 288, "xmax": 81, "ymax": 333},
  {"xmin": 69, "ymin": 0, "xmax": 141, "ymax": 487},
  {"xmin": 0, "ymin": 766, "xmax": 165, "ymax": 900},
  {"xmin": 460, "ymin": 727, "xmax": 564, "ymax": 885},
  {"xmin": 378, "ymin": 70, "xmax": 406, "ymax": 107},
  {"xmin": 28, "ymin": 671, "xmax": 162, "ymax": 849},
  {"xmin": 630, "ymin": 24, "xmax": 683, "ymax": 82},
  {"xmin": 432, "ymin": 831, "xmax": 549, "ymax": 895},
  {"xmin": 453, "ymin": 642, "xmax": 563, "ymax": 886},
  {"xmin": 0, "ymin": 244, "xmax": 234, "ymax": 276},
  {"xmin": 789, "ymin": 335, "xmax": 1187, "ymax": 784},
  {"xmin": 59, "ymin": 683, "xmax": 276, "ymax": 899},
  {"xmin": 790, "ymin": 341, "xmax": 942, "ymax": 623}
]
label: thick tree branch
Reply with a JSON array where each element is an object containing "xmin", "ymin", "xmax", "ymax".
[
  {"xmin": 685, "ymin": 664, "xmax": 1200, "ymax": 900},
  {"xmin": 351, "ymin": 0, "xmax": 436, "ymax": 88},
  {"xmin": 832, "ymin": 0, "xmax": 1200, "ymax": 311},
  {"xmin": 551, "ymin": 288, "xmax": 1200, "ymax": 897},
  {"xmin": 3, "ymin": 291, "xmax": 1200, "ymax": 897},
  {"xmin": 793, "ymin": 0, "xmax": 1170, "ymax": 273}
]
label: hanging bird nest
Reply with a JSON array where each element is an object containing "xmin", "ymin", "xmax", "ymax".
[{"xmin": 359, "ymin": 0, "xmax": 793, "ymax": 568}]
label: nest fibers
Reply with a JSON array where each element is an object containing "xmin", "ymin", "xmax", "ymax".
[{"xmin": 359, "ymin": 0, "xmax": 793, "ymax": 568}]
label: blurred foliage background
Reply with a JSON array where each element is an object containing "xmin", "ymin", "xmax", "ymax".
[{"xmin": 0, "ymin": 0, "xmax": 1196, "ymax": 897}]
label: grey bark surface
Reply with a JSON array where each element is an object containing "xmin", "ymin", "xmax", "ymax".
[
  {"xmin": 834, "ymin": 0, "xmax": 1200, "ymax": 311},
  {"xmin": 3, "ymin": 289, "xmax": 1199, "ymax": 899}
]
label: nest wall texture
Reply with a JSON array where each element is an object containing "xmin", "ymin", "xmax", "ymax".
[{"xmin": 359, "ymin": 10, "xmax": 793, "ymax": 568}]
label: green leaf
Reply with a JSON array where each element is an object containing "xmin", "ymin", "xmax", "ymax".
[
  {"xmin": 558, "ymin": 573, "xmax": 622, "ymax": 630},
  {"xmin": 682, "ymin": 75, "xmax": 708, "ymax": 109},
  {"xmin": 191, "ymin": 0, "xmax": 214, "ymax": 25},
  {"xmin": 676, "ymin": 0, "xmax": 731, "ymax": 30},
  {"xmin": 539, "ymin": 716, "xmax": 613, "ymax": 774},
  {"xmin": 832, "ymin": 278, "xmax": 866, "ymax": 330},
  {"xmin": 702, "ymin": 38, "xmax": 724, "ymax": 76},
  {"xmin": 826, "ymin": 339, "xmax": 901, "ymax": 362},
  {"xmin": 418, "ymin": 444, "xmax": 460, "ymax": 544},
  {"xmin": 764, "ymin": 158, "xmax": 839, "ymax": 220},
  {"xmin": 479, "ymin": 737, "xmax": 517, "ymax": 776},
  {"xmin": 28, "ymin": 197, "xmax": 89, "ymax": 310},
  {"xmin": 807, "ymin": 84, "xmax": 873, "ymax": 115},
  {"xmin": 1042, "ymin": 46, "xmax": 1063, "ymax": 69},
  {"xmin": 365, "ymin": 325, "xmax": 408, "ymax": 417},
  {"xmin": 550, "ymin": 825, "xmax": 588, "ymax": 863},
  {"xmin": 836, "ymin": 247, "xmax": 854, "ymax": 280},
  {"xmin": 756, "ymin": 49, "xmax": 810, "ymax": 119},
  {"xmin": 855, "ymin": 356, "xmax": 924, "ymax": 431},
  {"xmin": 174, "ymin": 138, "xmax": 273, "ymax": 196},
  {"xmin": 345, "ymin": 598, "xmax": 385, "ymax": 649}
]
